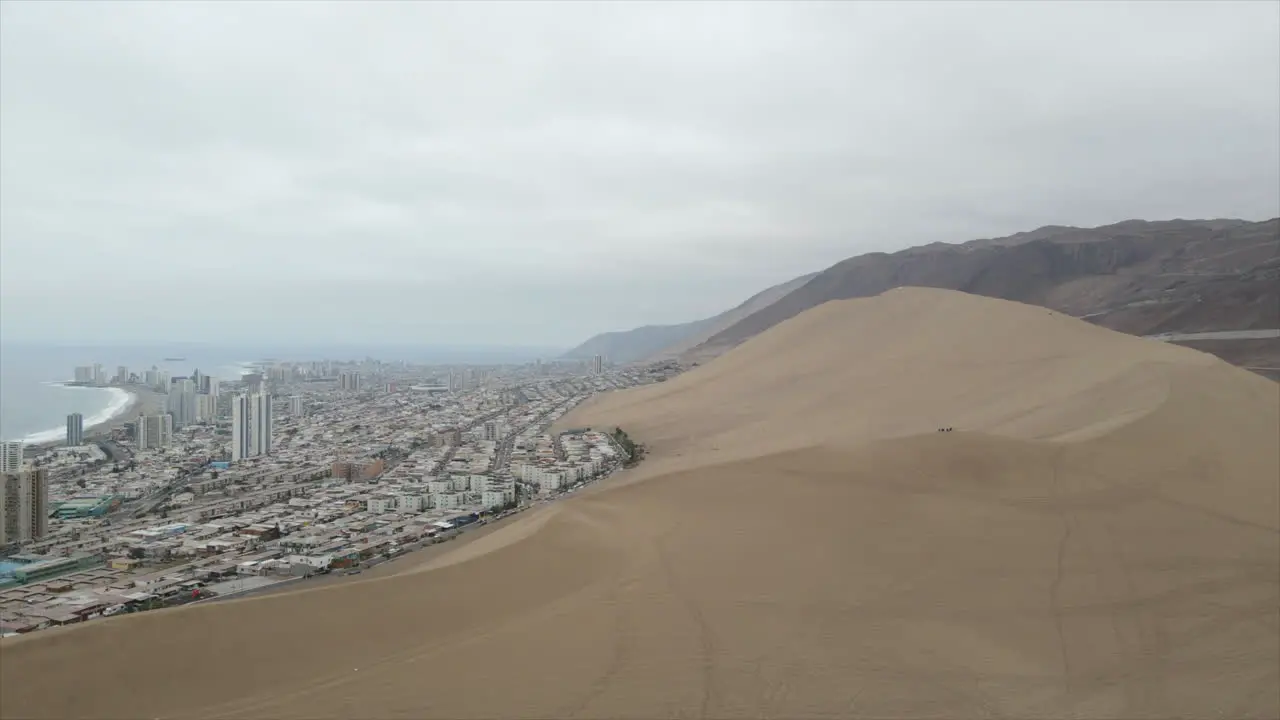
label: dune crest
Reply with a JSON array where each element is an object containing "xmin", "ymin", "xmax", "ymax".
[
  {"xmin": 2, "ymin": 288, "xmax": 1276, "ymax": 720},
  {"xmin": 567, "ymin": 288, "xmax": 1233, "ymax": 466}
]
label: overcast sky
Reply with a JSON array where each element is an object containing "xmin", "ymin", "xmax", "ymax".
[{"xmin": 2, "ymin": 1, "xmax": 1277, "ymax": 348}]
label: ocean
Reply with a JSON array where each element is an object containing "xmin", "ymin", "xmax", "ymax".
[
  {"xmin": 0, "ymin": 344, "xmax": 251, "ymax": 443},
  {"xmin": 0, "ymin": 343, "xmax": 559, "ymax": 443}
]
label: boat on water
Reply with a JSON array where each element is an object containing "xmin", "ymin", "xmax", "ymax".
[{"xmin": 163, "ymin": 357, "xmax": 186, "ymax": 362}]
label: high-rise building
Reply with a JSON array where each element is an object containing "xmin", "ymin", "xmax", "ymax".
[
  {"xmin": 154, "ymin": 370, "xmax": 171, "ymax": 392},
  {"xmin": 196, "ymin": 394, "xmax": 219, "ymax": 423},
  {"xmin": 241, "ymin": 373, "xmax": 264, "ymax": 394},
  {"xmin": 231, "ymin": 395, "xmax": 252, "ymax": 462},
  {"xmin": 135, "ymin": 415, "xmax": 172, "ymax": 450},
  {"xmin": 252, "ymin": 393, "xmax": 272, "ymax": 457},
  {"xmin": 116, "ymin": 366, "xmax": 129, "ymax": 384},
  {"xmin": 591, "ymin": 354, "xmax": 604, "ymax": 375},
  {"xmin": 93, "ymin": 363, "xmax": 104, "ymax": 385},
  {"xmin": 167, "ymin": 378, "xmax": 197, "ymax": 428},
  {"xmin": 74, "ymin": 366, "xmax": 94, "ymax": 383},
  {"xmin": 0, "ymin": 442, "xmax": 23, "ymax": 473},
  {"xmin": 0, "ymin": 468, "xmax": 48, "ymax": 545},
  {"xmin": 145, "ymin": 367, "xmax": 159, "ymax": 388},
  {"xmin": 289, "ymin": 395, "xmax": 305, "ymax": 416},
  {"xmin": 66, "ymin": 413, "xmax": 84, "ymax": 447},
  {"xmin": 196, "ymin": 374, "xmax": 219, "ymax": 397},
  {"xmin": 232, "ymin": 393, "xmax": 273, "ymax": 461},
  {"xmin": 339, "ymin": 372, "xmax": 361, "ymax": 391}
]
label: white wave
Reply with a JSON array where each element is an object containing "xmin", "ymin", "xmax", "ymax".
[{"xmin": 16, "ymin": 386, "xmax": 135, "ymax": 445}]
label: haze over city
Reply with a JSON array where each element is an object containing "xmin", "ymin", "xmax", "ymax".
[
  {"xmin": 1, "ymin": 2, "xmax": 1278, "ymax": 719},
  {"xmin": 2, "ymin": 1, "xmax": 1277, "ymax": 346}
]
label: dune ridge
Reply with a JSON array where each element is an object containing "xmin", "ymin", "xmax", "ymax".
[{"xmin": 2, "ymin": 287, "xmax": 1276, "ymax": 720}]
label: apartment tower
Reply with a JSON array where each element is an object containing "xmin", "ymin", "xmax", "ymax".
[
  {"xmin": 231, "ymin": 393, "xmax": 272, "ymax": 462},
  {"xmin": 231, "ymin": 394, "xmax": 252, "ymax": 462},
  {"xmin": 252, "ymin": 393, "xmax": 272, "ymax": 457},
  {"xmin": 66, "ymin": 413, "xmax": 84, "ymax": 447},
  {"xmin": 135, "ymin": 414, "xmax": 173, "ymax": 450},
  {"xmin": 0, "ymin": 468, "xmax": 49, "ymax": 545}
]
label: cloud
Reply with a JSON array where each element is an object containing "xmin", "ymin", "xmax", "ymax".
[{"xmin": 2, "ymin": 0, "xmax": 1276, "ymax": 347}]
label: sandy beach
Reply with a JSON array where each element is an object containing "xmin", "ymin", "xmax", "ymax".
[
  {"xmin": 88, "ymin": 386, "xmax": 165, "ymax": 439},
  {"xmin": 22, "ymin": 385, "xmax": 166, "ymax": 453},
  {"xmin": 2, "ymin": 288, "xmax": 1276, "ymax": 720}
]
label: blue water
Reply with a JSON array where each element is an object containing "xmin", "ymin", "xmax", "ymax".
[{"xmin": 0, "ymin": 343, "xmax": 559, "ymax": 442}]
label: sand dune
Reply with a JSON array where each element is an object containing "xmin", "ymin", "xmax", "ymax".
[{"xmin": 2, "ymin": 288, "xmax": 1276, "ymax": 719}]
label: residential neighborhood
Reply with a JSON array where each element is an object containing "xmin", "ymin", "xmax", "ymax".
[{"xmin": 0, "ymin": 357, "xmax": 679, "ymax": 635}]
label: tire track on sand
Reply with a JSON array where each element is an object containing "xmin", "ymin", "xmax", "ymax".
[
  {"xmin": 557, "ymin": 503, "xmax": 641, "ymax": 719},
  {"xmin": 654, "ymin": 526, "xmax": 721, "ymax": 719},
  {"xmin": 1048, "ymin": 447, "xmax": 1075, "ymax": 695}
]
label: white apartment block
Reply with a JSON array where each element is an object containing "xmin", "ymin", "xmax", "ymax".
[
  {"xmin": 0, "ymin": 442, "xmax": 24, "ymax": 473},
  {"xmin": 252, "ymin": 393, "xmax": 272, "ymax": 456},
  {"xmin": 481, "ymin": 488, "xmax": 515, "ymax": 509},
  {"xmin": 232, "ymin": 393, "xmax": 273, "ymax": 462},
  {"xmin": 231, "ymin": 395, "xmax": 251, "ymax": 461},
  {"xmin": 432, "ymin": 492, "xmax": 461, "ymax": 509},
  {"xmin": 396, "ymin": 494, "xmax": 425, "ymax": 512},
  {"xmin": 524, "ymin": 468, "xmax": 565, "ymax": 493}
]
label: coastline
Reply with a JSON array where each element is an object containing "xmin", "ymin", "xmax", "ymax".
[
  {"xmin": 88, "ymin": 386, "xmax": 165, "ymax": 440},
  {"xmin": 18, "ymin": 385, "xmax": 165, "ymax": 451}
]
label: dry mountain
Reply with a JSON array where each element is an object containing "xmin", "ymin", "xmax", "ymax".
[
  {"xmin": 686, "ymin": 218, "xmax": 1279, "ymax": 361},
  {"xmin": 562, "ymin": 272, "xmax": 815, "ymax": 364},
  {"xmin": 3, "ymin": 288, "xmax": 1277, "ymax": 720}
]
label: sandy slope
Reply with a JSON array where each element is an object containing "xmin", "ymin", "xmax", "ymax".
[{"xmin": 2, "ymin": 288, "xmax": 1276, "ymax": 720}]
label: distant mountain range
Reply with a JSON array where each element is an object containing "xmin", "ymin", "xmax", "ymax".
[
  {"xmin": 561, "ymin": 272, "xmax": 816, "ymax": 363},
  {"xmin": 565, "ymin": 218, "xmax": 1279, "ymax": 370}
]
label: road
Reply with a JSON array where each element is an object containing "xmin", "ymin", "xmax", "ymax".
[
  {"xmin": 1147, "ymin": 329, "xmax": 1280, "ymax": 342},
  {"xmin": 490, "ymin": 395, "xmax": 580, "ymax": 474}
]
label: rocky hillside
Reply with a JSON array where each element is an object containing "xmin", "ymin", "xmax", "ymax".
[
  {"xmin": 562, "ymin": 273, "xmax": 815, "ymax": 364},
  {"xmin": 560, "ymin": 321, "xmax": 717, "ymax": 365},
  {"xmin": 685, "ymin": 218, "xmax": 1279, "ymax": 359}
]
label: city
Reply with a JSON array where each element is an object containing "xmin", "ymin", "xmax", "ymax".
[{"xmin": 0, "ymin": 354, "xmax": 680, "ymax": 635}]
